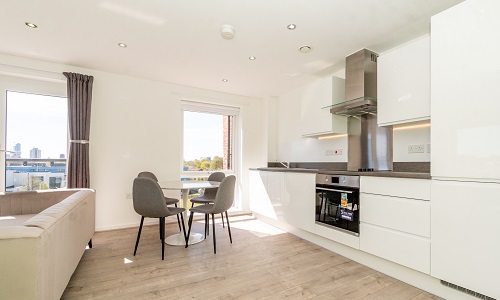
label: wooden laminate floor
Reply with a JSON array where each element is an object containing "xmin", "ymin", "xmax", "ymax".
[{"xmin": 62, "ymin": 215, "xmax": 441, "ymax": 300}]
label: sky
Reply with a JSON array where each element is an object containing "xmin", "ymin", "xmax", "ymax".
[
  {"xmin": 6, "ymin": 91, "xmax": 68, "ymax": 159},
  {"xmin": 183, "ymin": 111, "xmax": 223, "ymax": 161}
]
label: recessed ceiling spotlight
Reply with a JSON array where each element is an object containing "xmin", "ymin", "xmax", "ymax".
[
  {"xmin": 117, "ymin": 43, "xmax": 127, "ymax": 48},
  {"xmin": 299, "ymin": 45, "xmax": 312, "ymax": 53},
  {"xmin": 249, "ymin": 56, "xmax": 256, "ymax": 60},
  {"xmin": 287, "ymin": 24, "xmax": 297, "ymax": 30},
  {"xmin": 222, "ymin": 79, "xmax": 228, "ymax": 82},
  {"xmin": 25, "ymin": 22, "xmax": 38, "ymax": 29}
]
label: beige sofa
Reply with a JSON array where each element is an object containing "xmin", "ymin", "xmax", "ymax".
[{"xmin": 0, "ymin": 189, "xmax": 95, "ymax": 300}]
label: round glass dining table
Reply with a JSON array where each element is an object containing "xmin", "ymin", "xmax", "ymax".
[{"xmin": 158, "ymin": 180, "xmax": 221, "ymax": 246}]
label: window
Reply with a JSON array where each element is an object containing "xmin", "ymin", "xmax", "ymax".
[
  {"xmin": 181, "ymin": 101, "xmax": 239, "ymax": 178},
  {"xmin": 4, "ymin": 91, "xmax": 68, "ymax": 192}
]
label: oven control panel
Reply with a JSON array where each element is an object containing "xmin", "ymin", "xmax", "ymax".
[{"xmin": 316, "ymin": 174, "xmax": 359, "ymax": 188}]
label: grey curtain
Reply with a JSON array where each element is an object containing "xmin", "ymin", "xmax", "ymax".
[{"xmin": 63, "ymin": 72, "xmax": 94, "ymax": 189}]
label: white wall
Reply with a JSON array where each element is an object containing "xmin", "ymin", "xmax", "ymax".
[{"xmin": 0, "ymin": 53, "xmax": 267, "ymax": 230}]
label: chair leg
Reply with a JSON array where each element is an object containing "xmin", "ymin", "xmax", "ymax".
[
  {"xmin": 225, "ymin": 211, "xmax": 232, "ymax": 243},
  {"xmin": 185, "ymin": 211, "xmax": 194, "ymax": 248},
  {"xmin": 134, "ymin": 216, "xmax": 144, "ymax": 256},
  {"xmin": 221, "ymin": 213, "xmax": 225, "ymax": 228},
  {"xmin": 212, "ymin": 213, "xmax": 216, "ymax": 254},
  {"xmin": 175, "ymin": 203, "xmax": 181, "ymax": 232},
  {"xmin": 204, "ymin": 214, "xmax": 208, "ymax": 239},
  {"xmin": 159, "ymin": 218, "xmax": 162, "ymax": 240},
  {"xmin": 160, "ymin": 217, "xmax": 165, "ymax": 260},
  {"xmin": 88, "ymin": 239, "xmax": 93, "ymax": 248},
  {"xmin": 179, "ymin": 212, "xmax": 186, "ymax": 242}
]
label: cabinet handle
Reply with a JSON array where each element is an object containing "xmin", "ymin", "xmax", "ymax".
[{"xmin": 316, "ymin": 187, "xmax": 354, "ymax": 194}]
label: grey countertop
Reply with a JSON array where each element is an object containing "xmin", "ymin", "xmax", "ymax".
[{"xmin": 251, "ymin": 167, "xmax": 431, "ymax": 179}]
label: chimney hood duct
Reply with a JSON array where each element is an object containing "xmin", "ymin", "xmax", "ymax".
[
  {"xmin": 330, "ymin": 49, "xmax": 378, "ymax": 116},
  {"xmin": 331, "ymin": 49, "xmax": 393, "ymax": 171}
]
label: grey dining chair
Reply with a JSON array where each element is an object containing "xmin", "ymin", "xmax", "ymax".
[
  {"xmin": 137, "ymin": 171, "xmax": 182, "ymax": 232},
  {"xmin": 132, "ymin": 177, "xmax": 186, "ymax": 260},
  {"xmin": 185, "ymin": 175, "xmax": 236, "ymax": 254},
  {"xmin": 190, "ymin": 172, "xmax": 226, "ymax": 233}
]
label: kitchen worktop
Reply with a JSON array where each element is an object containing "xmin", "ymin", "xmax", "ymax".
[{"xmin": 251, "ymin": 167, "xmax": 431, "ymax": 180}]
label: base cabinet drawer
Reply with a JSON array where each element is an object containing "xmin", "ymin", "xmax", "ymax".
[
  {"xmin": 360, "ymin": 223, "xmax": 430, "ymax": 274},
  {"xmin": 360, "ymin": 194, "xmax": 430, "ymax": 237},
  {"xmin": 361, "ymin": 177, "xmax": 430, "ymax": 200},
  {"xmin": 315, "ymin": 224, "xmax": 359, "ymax": 250}
]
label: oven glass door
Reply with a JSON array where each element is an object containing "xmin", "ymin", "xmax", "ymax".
[{"xmin": 315, "ymin": 185, "xmax": 360, "ymax": 235}]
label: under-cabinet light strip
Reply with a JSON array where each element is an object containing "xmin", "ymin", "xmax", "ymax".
[
  {"xmin": 317, "ymin": 134, "xmax": 347, "ymax": 140},
  {"xmin": 393, "ymin": 123, "xmax": 431, "ymax": 131}
]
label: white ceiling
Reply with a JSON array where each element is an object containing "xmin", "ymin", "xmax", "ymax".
[{"xmin": 0, "ymin": 0, "xmax": 463, "ymax": 98}]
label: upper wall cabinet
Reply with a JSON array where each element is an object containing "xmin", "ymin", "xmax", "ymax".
[
  {"xmin": 300, "ymin": 76, "xmax": 347, "ymax": 137},
  {"xmin": 377, "ymin": 35, "xmax": 430, "ymax": 126}
]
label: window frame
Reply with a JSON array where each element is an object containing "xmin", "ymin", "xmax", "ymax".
[
  {"xmin": 180, "ymin": 100, "xmax": 240, "ymax": 180},
  {"xmin": 0, "ymin": 75, "xmax": 67, "ymax": 192}
]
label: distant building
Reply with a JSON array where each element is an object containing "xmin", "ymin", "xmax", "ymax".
[
  {"xmin": 13, "ymin": 143, "xmax": 21, "ymax": 158},
  {"xmin": 59, "ymin": 153, "xmax": 65, "ymax": 159},
  {"xmin": 30, "ymin": 148, "xmax": 41, "ymax": 158}
]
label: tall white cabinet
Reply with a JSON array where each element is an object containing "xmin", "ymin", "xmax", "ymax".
[
  {"xmin": 431, "ymin": 0, "xmax": 500, "ymax": 180},
  {"xmin": 377, "ymin": 35, "xmax": 430, "ymax": 126},
  {"xmin": 431, "ymin": 1, "xmax": 500, "ymax": 299},
  {"xmin": 300, "ymin": 76, "xmax": 347, "ymax": 136}
]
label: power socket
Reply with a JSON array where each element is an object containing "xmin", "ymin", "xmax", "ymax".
[{"xmin": 408, "ymin": 144, "xmax": 425, "ymax": 153}]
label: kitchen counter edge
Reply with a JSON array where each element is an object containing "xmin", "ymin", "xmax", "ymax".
[{"xmin": 250, "ymin": 168, "xmax": 431, "ymax": 180}]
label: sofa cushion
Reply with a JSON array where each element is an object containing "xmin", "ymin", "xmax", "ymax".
[{"xmin": 0, "ymin": 214, "xmax": 36, "ymax": 227}]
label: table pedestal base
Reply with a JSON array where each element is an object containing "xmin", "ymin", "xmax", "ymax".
[{"xmin": 165, "ymin": 232, "xmax": 204, "ymax": 246}]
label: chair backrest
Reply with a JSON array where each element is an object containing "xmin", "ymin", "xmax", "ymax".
[
  {"xmin": 211, "ymin": 175, "xmax": 236, "ymax": 214},
  {"xmin": 201, "ymin": 172, "xmax": 226, "ymax": 198},
  {"xmin": 137, "ymin": 171, "xmax": 158, "ymax": 182},
  {"xmin": 133, "ymin": 177, "xmax": 172, "ymax": 217},
  {"xmin": 208, "ymin": 172, "xmax": 225, "ymax": 182}
]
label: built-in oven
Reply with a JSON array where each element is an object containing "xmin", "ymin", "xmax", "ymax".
[{"xmin": 315, "ymin": 174, "xmax": 360, "ymax": 236}]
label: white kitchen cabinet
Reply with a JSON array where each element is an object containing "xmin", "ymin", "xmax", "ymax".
[
  {"xmin": 249, "ymin": 170, "xmax": 283, "ymax": 220},
  {"xmin": 431, "ymin": 0, "xmax": 500, "ymax": 181},
  {"xmin": 267, "ymin": 171, "xmax": 284, "ymax": 222},
  {"xmin": 431, "ymin": 180, "xmax": 500, "ymax": 300},
  {"xmin": 377, "ymin": 35, "xmax": 430, "ymax": 126},
  {"xmin": 282, "ymin": 172, "xmax": 315, "ymax": 233},
  {"xmin": 249, "ymin": 170, "xmax": 272, "ymax": 218},
  {"xmin": 300, "ymin": 76, "xmax": 347, "ymax": 137},
  {"xmin": 360, "ymin": 176, "xmax": 431, "ymax": 274},
  {"xmin": 250, "ymin": 170, "xmax": 316, "ymax": 233}
]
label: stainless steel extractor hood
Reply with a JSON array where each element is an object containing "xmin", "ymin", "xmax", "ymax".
[
  {"xmin": 330, "ymin": 49, "xmax": 378, "ymax": 116},
  {"xmin": 331, "ymin": 49, "xmax": 393, "ymax": 171}
]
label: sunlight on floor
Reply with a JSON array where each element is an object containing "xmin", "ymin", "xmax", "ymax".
[
  {"xmin": 230, "ymin": 219, "xmax": 285, "ymax": 237},
  {"xmin": 193, "ymin": 215, "xmax": 285, "ymax": 237},
  {"xmin": 123, "ymin": 258, "xmax": 133, "ymax": 264}
]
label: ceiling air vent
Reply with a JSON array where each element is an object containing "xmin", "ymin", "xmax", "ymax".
[{"xmin": 441, "ymin": 280, "xmax": 496, "ymax": 300}]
